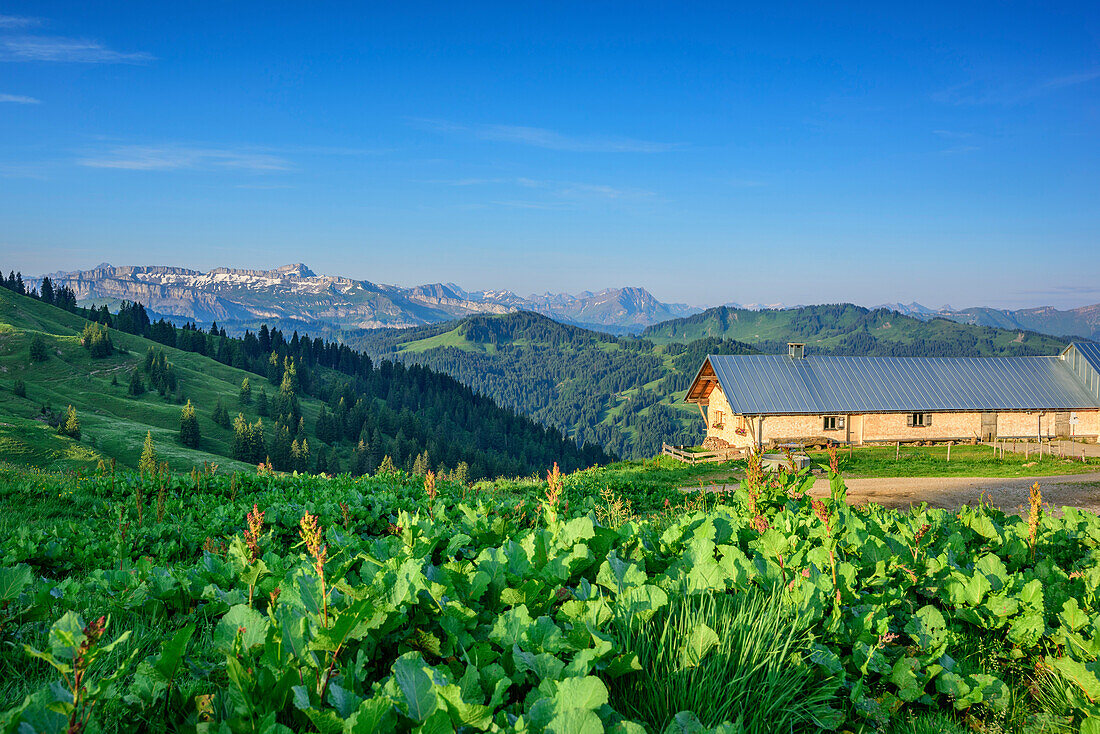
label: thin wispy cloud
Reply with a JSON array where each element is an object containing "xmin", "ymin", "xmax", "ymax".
[
  {"xmin": 0, "ymin": 36, "xmax": 153, "ymax": 63},
  {"xmin": 0, "ymin": 14, "xmax": 38, "ymax": 28},
  {"xmin": 489, "ymin": 200, "xmax": 573, "ymax": 210},
  {"xmin": 933, "ymin": 69, "xmax": 1100, "ymax": 106},
  {"xmin": 411, "ymin": 118, "xmax": 682, "ymax": 153},
  {"xmin": 78, "ymin": 145, "xmax": 290, "ymax": 172},
  {"xmin": 0, "ymin": 93, "xmax": 40, "ymax": 103},
  {"xmin": 1040, "ymin": 69, "xmax": 1100, "ymax": 91},
  {"xmin": 428, "ymin": 176, "xmax": 654, "ymax": 203},
  {"xmin": 932, "ymin": 130, "xmax": 973, "ymax": 139},
  {"xmin": 1017, "ymin": 285, "xmax": 1100, "ymax": 298}
]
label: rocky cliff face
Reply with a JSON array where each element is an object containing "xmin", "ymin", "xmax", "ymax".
[{"xmin": 35, "ymin": 263, "xmax": 699, "ymax": 333}]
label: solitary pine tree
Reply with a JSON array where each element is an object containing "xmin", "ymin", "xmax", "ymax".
[
  {"xmin": 58, "ymin": 405, "xmax": 80, "ymax": 440},
  {"xmin": 179, "ymin": 400, "xmax": 200, "ymax": 448},
  {"xmin": 139, "ymin": 432, "xmax": 158, "ymax": 475},
  {"xmin": 212, "ymin": 397, "xmax": 230, "ymax": 428},
  {"xmin": 239, "ymin": 377, "xmax": 252, "ymax": 405},
  {"xmin": 13, "ymin": 379, "xmax": 26, "ymax": 398},
  {"xmin": 256, "ymin": 389, "xmax": 269, "ymax": 417},
  {"xmin": 128, "ymin": 369, "xmax": 146, "ymax": 396},
  {"xmin": 29, "ymin": 334, "xmax": 48, "ymax": 362}
]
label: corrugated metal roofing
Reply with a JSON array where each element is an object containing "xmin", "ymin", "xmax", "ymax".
[
  {"xmin": 1075, "ymin": 342, "xmax": 1100, "ymax": 373},
  {"xmin": 703, "ymin": 350, "xmax": 1100, "ymax": 415}
]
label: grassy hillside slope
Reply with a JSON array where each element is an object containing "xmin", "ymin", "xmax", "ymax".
[
  {"xmin": 0, "ymin": 287, "xmax": 319, "ymax": 472},
  {"xmin": 640, "ymin": 303, "xmax": 1069, "ymax": 355}
]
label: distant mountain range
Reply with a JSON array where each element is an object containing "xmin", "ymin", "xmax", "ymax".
[
  {"xmin": 30, "ymin": 263, "xmax": 1100, "ymax": 341},
  {"xmin": 33, "ymin": 263, "xmax": 700, "ymax": 333},
  {"xmin": 875, "ymin": 302, "xmax": 1100, "ymax": 341}
]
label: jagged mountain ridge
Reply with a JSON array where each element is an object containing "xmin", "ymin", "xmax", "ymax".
[
  {"xmin": 877, "ymin": 301, "xmax": 1100, "ymax": 341},
  {"xmin": 33, "ymin": 263, "xmax": 701, "ymax": 332}
]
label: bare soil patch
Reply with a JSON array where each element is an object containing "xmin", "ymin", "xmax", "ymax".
[{"xmin": 686, "ymin": 472, "xmax": 1100, "ymax": 513}]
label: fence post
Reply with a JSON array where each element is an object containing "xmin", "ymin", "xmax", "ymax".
[
  {"xmin": 947, "ymin": 442, "xmax": 951, "ymax": 462},
  {"xmin": 895, "ymin": 442, "xmax": 900, "ymax": 461}
]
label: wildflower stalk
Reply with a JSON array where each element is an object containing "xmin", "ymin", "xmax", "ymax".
[
  {"xmin": 244, "ymin": 504, "xmax": 265, "ymax": 607},
  {"xmin": 424, "ymin": 470, "xmax": 437, "ymax": 520},
  {"xmin": 66, "ymin": 615, "xmax": 107, "ymax": 734},
  {"xmin": 1028, "ymin": 482, "xmax": 1042, "ymax": 558},
  {"xmin": 812, "ymin": 499, "xmax": 841, "ymax": 605},
  {"xmin": 543, "ymin": 463, "xmax": 563, "ymax": 525},
  {"xmin": 299, "ymin": 512, "xmax": 329, "ymax": 626}
]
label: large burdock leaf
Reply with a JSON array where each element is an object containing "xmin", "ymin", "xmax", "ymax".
[
  {"xmin": 619, "ymin": 584, "xmax": 668, "ymax": 622},
  {"xmin": 680, "ymin": 621, "xmax": 719, "ymax": 669},
  {"xmin": 213, "ymin": 604, "xmax": 268, "ymax": 653},
  {"xmin": 528, "ymin": 676, "xmax": 610, "ymax": 729},
  {"xmin": 904, "ymin": 605, "xmax": 947, "ymax": 654},
  {"xmin": 393, "ymin": 654, "xmax": 439, "ymax": 722},
  {"xmin": 545, "ymin": 708, "xmax": 603, "ymax": 734},
  {"xmin": 0, "ymin": 564, "xmax": 33, "ymax": 603}
]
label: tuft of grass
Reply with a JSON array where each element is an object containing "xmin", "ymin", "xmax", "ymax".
[
  {"xmin": 884, "ymin": 711, "xmax": 968, "ymax": 734},
  {"xmin": 1031, "ymin": 667, "xmax": 1089, "ymax": 732},
  {"xmin": 606, "ymin": 587, "xmax": 839, "ymax": 733}
]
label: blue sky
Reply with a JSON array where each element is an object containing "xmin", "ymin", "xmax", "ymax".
[{"xmin": 1, "ymin": 2, "xmax": 1098, "ymax": 309}]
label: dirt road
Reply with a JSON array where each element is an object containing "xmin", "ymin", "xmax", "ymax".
[{"xmin": 686, "ymin": 472, "xmax": 1100, "ymax": 513}]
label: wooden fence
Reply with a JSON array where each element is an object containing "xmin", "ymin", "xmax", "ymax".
[{"xmin": 661, "ymin": 443, "xmax": 746, "ymax": 465}]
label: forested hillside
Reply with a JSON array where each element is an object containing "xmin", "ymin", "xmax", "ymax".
[
  {"xmin": 640, "ymin": 303, "xmax": 1069, "ymax": 355},
  {"xmin": 350, "ymin": 312, "xmax": 758, "ymax": 458},
  {"xmin": 350, "ymin": 305, "xmax": 1074, "ymax": 460},
  {"xmin": 0, "ymin": 281, "xmax": 606, "ymax": 479}
]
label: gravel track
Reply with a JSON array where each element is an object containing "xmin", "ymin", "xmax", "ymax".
[{"xmin": 686, "ymin": 472, "xmax": 1100, "ymax": 513}]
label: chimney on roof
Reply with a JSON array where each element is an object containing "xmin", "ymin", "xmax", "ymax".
[{"xmin": 788, "ymin": 342, "xmax": 805, "ymax": 359}]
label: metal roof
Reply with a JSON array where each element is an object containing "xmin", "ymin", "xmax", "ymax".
[
  {"xmin": 1074, "ymin": 342, "xmax": 1100, "ymax": 373},
  {"xmin": 697, "ymin": 349, "xmax": 1100, "ymax": 415}
]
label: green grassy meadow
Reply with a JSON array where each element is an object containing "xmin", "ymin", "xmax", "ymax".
[{"xmin": 0, "ymin": 287, "xmax": 326, "ymax": 472}]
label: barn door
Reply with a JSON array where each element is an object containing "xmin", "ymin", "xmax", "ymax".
[
  {"xmin": 981, "ymin": 412, "xmax": 997, "ymax": 442},
  {"xmin": 1055, "ymin": 412, "xmax": 1071, "ymax": 439}
]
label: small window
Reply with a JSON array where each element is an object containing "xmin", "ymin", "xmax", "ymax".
[
  {"xmin": 822, "ymin": 415, "xmax": 845, "ymax": 431},
  {"xmin": 712, "ymin": 410, "xmax": 724, "ymax": 428},
  {"xmin": 907, "ymin": 412, "xmax": 932, "ymax": 427}
]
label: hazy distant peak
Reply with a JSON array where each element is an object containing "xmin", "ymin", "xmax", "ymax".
[{"xmin": 275, "ymin": 263, "xmax": 316, "ymax": 277}]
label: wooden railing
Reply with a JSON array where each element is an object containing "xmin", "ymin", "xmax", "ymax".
[{"xmin": 661, "ymin": 443, "xmax": 746, "ymax": 465}]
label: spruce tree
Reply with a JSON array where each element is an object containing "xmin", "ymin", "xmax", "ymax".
[
  {"xmin": 81, "ymin": 322, "xmax": 113, "ymax": 357},
  {"xmin": 128, "ymin": 369, "xmax": 146, "ymax": 396},
  {"xmin": 13, "ymin": 379, "xmax": 25, "ymax": 398},
  {"xmin": 212, "ymin": 397, "xmax": 230, "ymax": 428},
  {"xmin": 353, "ymin": 438, "xmax": 371, "ymax": 476},
  {"xmin": 256, "ymin": 389, "xmax": 269, "ymax": 417},
  {"xmin": 377, "ymin": 455, "xmax": 397, "ymax": 475},
  {"xmin": 239, "ymin": 377, "xmax": 252, "ymax": 405},
  {"xmin": 179, "ymin": 399, "xmax": 200, "ymax": 448},
  {"xmin": 139, "ymin": 432, "xmax": 158, "ymax": 475},
  {"xmin": 232, "ymin": 413, "xmax": 250, "ymax": 461},
  {"xmin": 58, "ymin": 405, "xmax": 80, "ymax": 440},
  {"xmin": 39, "ymin": 276, "xmax": 54, "ymax": 305},
  {"xmin": 249, "ymin": 419, "xmax": 266, "ymax": 464},
  {"xmin": 411, "ymin": 450, "xmax": 429, "ymax": 476},
  {"xmin": 29, "ymin": 334, "xmax": 48, "ymax": 362}
]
